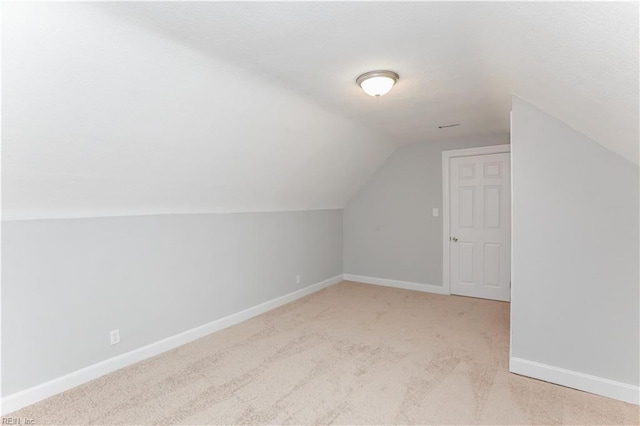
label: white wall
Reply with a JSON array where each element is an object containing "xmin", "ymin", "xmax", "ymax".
[
  {"xmin": 344, "ymin": 134, "xmax": 509, "ymax": 286},
  {"xmin": 2, "ymin": 210, "xmax": 342, "ymax": 396},
  {"xmin": 510, "ymin": 97, "xmax": 639, "ymax": 397},
  {"xmin": 2, "ymin": 3, "xmax": 395, "ymax": 220},
  {"xmin": 1, "ymin": 2, "xmax": 373, "ymax": 409}
]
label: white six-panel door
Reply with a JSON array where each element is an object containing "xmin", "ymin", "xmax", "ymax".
[{"xmin": 450, "ymin": 153, "xmax": 511, "ymax": 301}]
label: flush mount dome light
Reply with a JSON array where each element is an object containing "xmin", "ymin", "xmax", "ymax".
[{"xmin": 356, "ymin": 70, "xmax": 399, "ymax": 97}]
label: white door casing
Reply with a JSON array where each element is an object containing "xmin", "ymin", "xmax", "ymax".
[{"xmin": 447, "ymin": 151, "xmax": 511, "ymax": 301}]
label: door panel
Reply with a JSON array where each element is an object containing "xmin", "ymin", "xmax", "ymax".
[
  {"xmin": 483, "ymin": 243, "xmax": 501, "ymax": 286},
  {"xmin": 484, "ymin": 186, "xmax": 501, "ymax": 229},
  {"xmin": 450, "ymin": 153, "xmax": 511, "ymax": 301},
  {"xmin": 458, "ymin": 187, "xmax": 475, "ymax": 228},
  {"xmin": 459, "ymin": 242, "xmax": 474, "ymax": 283}
]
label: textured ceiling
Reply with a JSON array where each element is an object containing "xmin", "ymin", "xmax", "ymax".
[
  {"xmin": 3, "ymin": 2, "xmax": 638, "ymax": 219},
  {"xmin": 99, "ymin": 1, "xmax": 639, "ymax": 162}
]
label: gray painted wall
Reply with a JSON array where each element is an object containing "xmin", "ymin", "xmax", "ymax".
[
  {"xmin": 344, "ymin": 133, "xmax": 510, "ymax": 286},
  {"xmin": 2, "ymin": 209, "xmax": 343, "ymax": 395},
  {"xmin": 511, "ymin": 97, "xmax": 639, "ymax": 386}
]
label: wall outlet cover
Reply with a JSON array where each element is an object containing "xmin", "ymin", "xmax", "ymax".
[{"xmin": 110, "ymin": 329, "xmax": 120, "ymax": 345}]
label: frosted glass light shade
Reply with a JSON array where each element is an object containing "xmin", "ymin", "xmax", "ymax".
[{"xmin": 356, "ymin": 70, "xmax": 399, "ymax": 97}]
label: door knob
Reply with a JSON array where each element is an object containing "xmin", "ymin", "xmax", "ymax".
[{"xmin": 451, "ymin": 237, "xmax": 458, "ymax": 242}]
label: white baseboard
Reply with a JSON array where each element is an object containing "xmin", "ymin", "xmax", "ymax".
[
  {"xmin": 510, "ymin": 357, "xmax": 639, "ymax": 405},
  {"xmin": 1, "ymin": 274, "xmax": 344, "ymax": 415},
  {"xmin": 344, "ymin": 274, "xmax": 448, "ymax": 295}
]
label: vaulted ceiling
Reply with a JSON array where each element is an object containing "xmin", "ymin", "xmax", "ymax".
[{"xmin": 3, "ymin": 2, "xmax": 638, "ymax": 220}]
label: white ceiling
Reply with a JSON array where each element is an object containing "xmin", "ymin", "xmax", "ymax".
[
  {"xmin": 98, "ymin": 1, "xmax": 639, "ymax": 160},
  {"xmin": 3, "ymin": 2, "xmax": 638, "ymax": 220},
  {"xmin": 2, "ymin": 2, "xmax": 396, "ymax": 219}
]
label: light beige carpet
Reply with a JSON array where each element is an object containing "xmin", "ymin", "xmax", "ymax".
[{"xmin": 9, "ymin": 281, "xmax": 639, "ymax": 425}]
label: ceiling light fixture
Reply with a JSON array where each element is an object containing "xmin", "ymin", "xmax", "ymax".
[{"xmin": 356, "ymin": 70, "xmax": 399, "ymax": 97}]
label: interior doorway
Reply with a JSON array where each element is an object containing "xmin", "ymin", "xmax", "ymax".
[{"xmin": 442, "ymin": 145, "xmax": 511, "ymax": 301}]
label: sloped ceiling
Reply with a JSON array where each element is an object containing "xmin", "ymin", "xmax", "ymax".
[
  {"xmin": 2, "ymin": 3, "xmax": 396, "ymax": 220},
  {"xmin": 3, "ymin": 2, "xmax": 638, "ymax": 220}
]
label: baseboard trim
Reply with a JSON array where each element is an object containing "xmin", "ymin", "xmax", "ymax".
[
  {"xmin": 510, "ymin": 357, "xmax": 639, "ymax": 405},
  {"xmin": 344, "ymin": 274, "xmax": 448, "ymax": 295},
  {"xmin": 1, "ymin": 274, "xmax": 344, "ymax": 415}
]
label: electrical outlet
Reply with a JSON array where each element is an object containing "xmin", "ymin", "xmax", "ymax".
[
  {"xmin": 110, "ymin": 329, "xmax": 120, "ymax": 345},
  {"xmin": 296, "ymin": 275, "xmax": 301, "ymax": 284}
]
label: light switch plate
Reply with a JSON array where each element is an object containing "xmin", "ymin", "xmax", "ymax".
[{"xmin": 432, "ymin": 208, "xmax": 439, "ymax": 217}]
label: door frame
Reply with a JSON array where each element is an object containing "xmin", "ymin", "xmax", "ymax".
[{"xmin": 441, "ymin": 144, "xmax": 511, "ymax": 295}]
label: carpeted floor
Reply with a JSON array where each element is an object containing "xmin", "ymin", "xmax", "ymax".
[{"xmin": 9, "ymin": 281, "xmax": 639, "ymax": 424}]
